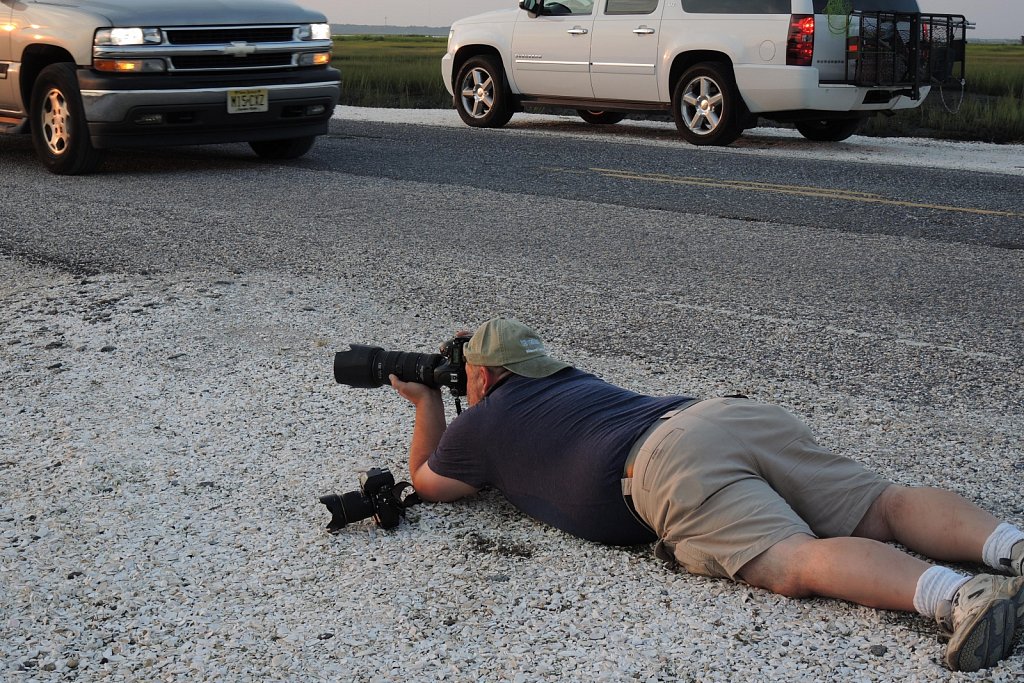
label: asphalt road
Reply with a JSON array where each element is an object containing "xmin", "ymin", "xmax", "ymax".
[
  {"xmin": 323, "ymin": 119, "xmax": 1024, "ymax": 249},
  {"xmin": 1, "ymin": 117, "xmax": 1021, "ymax": 418}
]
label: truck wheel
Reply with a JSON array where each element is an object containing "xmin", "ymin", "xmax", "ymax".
[
  {"xmin": 794, "ymin": 118, "xmax": 863, "ymax": 142},
  {"xmin": 671, "ymin": 63, "xmax": 744, "ymax": 146},
  {"xmin": 30, "ymin": 63, "xmax": 104, "ymax": 175},
  {"xmin": 454, "ymin": 56, "xmax": 513, "ymax": 128},
  {"xmin": 249, "ymin": 136, "xmax": 317, "ymax": 159},
  {"xmin": 577, "ymin": 110, "xmax": 625, "ymax": 125}
]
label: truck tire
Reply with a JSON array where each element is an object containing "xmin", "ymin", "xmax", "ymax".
[
  {"xmin": 671, "ymin": 62, "xmax": 744, "ymax": 146},
  {"xmin": 577, "ymin": 110, "xmax": 625, "ymax": 125},
  {"xmin": 454, "ymin": 56, "xmax": 513, "ymax": 128},
  {"xmin": 249, "ymin": 135, "xmax": 317, "ymax": 159},
  {"xmin": 794, "ymin": 117, "xmax": 863, "ymax": 142},
  {"xmin": 30, "ymin": 63, "xmax": 104, "ymax": 175}
]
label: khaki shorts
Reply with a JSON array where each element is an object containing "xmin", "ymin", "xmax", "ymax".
[{"xmin": 630, "ymin": 398, "xmax": 891, "ymax": 580}]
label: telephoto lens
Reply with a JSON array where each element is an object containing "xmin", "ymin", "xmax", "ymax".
[
  {"xmin": 318, "ymin": 491, "xmax": 375, "ymax": 531},
  {"xmin": 333, "ymin": 344, "xmax": 443, "ymax": 389}
]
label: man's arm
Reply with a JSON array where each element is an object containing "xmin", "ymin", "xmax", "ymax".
[{"xmin": 389, "ymin": 374, "xmax": 479, "ymax": 503}]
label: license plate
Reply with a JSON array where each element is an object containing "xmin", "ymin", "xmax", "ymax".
[{"xmin": 227, "ymin": 89, "xmax": 268, "ymax": 114}]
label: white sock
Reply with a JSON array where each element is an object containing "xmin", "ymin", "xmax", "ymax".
[
  {"xmin": 913, "ymin": 566, "xmax": 970, "ymax": 618},
  {"xmin": 982, "ymin": 522, "xmax": 1024, "ymax": 571}
]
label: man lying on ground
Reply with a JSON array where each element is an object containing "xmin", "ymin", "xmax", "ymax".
[{"xmin": 390, "ymin": 317, "xmax": 1024, "ymax": 673}]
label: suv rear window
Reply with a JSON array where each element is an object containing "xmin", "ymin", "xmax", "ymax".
[
  {"xmin": 681, "ymin": 0, "xmax": 789, "ymax": 14},
  {"xmin": 812, "ymin": 0, "xmax": 920, "ymax": 11}
]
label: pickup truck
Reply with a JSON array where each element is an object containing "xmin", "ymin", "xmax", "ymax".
[
  {"xmin": 441, "ymin": 0, "xmax": 967, "ymax": 145},
  {"xmin": 0, "ymin": 0, "xmax": 341, "ymax": 174}
]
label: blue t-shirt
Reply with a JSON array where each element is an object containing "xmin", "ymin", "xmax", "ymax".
[{"xmin": 427, "ymin": 368, "xmax": 694, "ymax": 545}]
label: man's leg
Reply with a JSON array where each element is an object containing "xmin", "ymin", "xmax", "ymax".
[
  {"xmin": 737, "ymin": 531, "xmax": 926, "ymax": 609},
  {"xmin": 738, "ymin": 532, "xmax": 1024, "ymax": 672},
  {"xmin": 851, "ymin": 484, "xmax": 999, "ymax": 561}
]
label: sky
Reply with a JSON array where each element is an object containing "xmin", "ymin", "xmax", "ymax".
[{"xmin": 305, "ymin": 1, "xmax": 1016, "ymax": 39}]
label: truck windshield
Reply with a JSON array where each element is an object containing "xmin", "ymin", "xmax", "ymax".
[{"xmin": 813, "ymin": 0, "xmax": 920, "ymax": 11}]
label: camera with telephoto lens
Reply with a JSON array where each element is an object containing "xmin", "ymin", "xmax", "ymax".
[
  {"xmin": 319, "ymin": 467, "xmax": 421, "ymax": 532},
  {"xmin": 333, "ymin": 336, "xmax": 471, "ymax": 398}
]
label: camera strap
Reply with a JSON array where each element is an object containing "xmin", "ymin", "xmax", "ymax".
[{"xmin": 393, "ymin": 481, "xmax": 423, "ymax": 510}]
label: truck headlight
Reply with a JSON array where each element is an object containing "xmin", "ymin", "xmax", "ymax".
[
  {"xmin": 299, "ymin": 23, "xmax": 332, "ymax": 41},
  {"xmin": 94, "ymin": 27, "xmax": 162, "ymax": 46},
  {"xmin": 94, "ymin": 27, "xmax": 161, "ymax": 46}
]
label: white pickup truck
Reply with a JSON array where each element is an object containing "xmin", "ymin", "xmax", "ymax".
[
  {"xmin": 441, "ymin": 0, "xmax": 967, "ymax": 144},
  {"xmin": 0, "ymin": 0, "xmax": 341, "ymax": 174}
]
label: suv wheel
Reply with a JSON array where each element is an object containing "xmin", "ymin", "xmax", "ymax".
[
  {"xmin": 30, "ymin": 63, "xmax": 104, "ymax": 175},
  {"xmin": 249, "ymin": 136, "xmax": 317, "ymax": 160},
  {"xmin": 577, "ymin": 110, "xmax": 625, "ymax": 125},
  {"xmin": 671, "ymin": 63, "xmax": 744, "ymax": 146},
  {"xmin": 455, "ymin": 56, "xmax": 513, "ymax": 128},
  {"xmin": 794, "ymin": 118, "xmax": 863, "ymax": 142}
]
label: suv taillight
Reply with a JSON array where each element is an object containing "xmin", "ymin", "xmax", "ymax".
[{"xmin": 786, "ymin": 15, "xmax": 815, "ymax": 66}]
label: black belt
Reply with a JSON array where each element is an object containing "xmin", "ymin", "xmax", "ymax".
[{"xmin": 621, "ymin": 400, "xmax": 700, "ymax": 534}]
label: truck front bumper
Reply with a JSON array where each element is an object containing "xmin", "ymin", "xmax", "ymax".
[{"xmin": 77, "ymin": 68, "xmax": 341, "ymax": 148}]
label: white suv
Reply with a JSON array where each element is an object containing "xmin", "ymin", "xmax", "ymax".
[{"xmin": 441, "ymin": 0, "xmax": 966, "ymax": 144}]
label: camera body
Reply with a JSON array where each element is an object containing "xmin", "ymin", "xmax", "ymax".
[
  {"xmin": 333, "ymin": 336, "xmax": 470, "ymax": 397},
  {"xmin": 319, "ymin": 467, "xmax": 418, "ymax": 531}
]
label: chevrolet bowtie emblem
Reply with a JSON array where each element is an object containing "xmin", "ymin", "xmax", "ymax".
[{"xmin": 224, "ymin": 41, "xmax": 257, "ymax": 58}]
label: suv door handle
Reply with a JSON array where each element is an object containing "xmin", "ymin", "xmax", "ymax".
[
  {"xmin": 567, "ymin": 27, "xmax": 589, "ymax": 35},
  {"xmin": 633, "ymin": 26, "xmax": 655, "ymax": 35}
]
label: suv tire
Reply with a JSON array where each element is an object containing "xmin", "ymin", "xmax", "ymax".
[
  {"xmin": 30, "ymin": 63, "xmax": 104, "ymax": 175},
  {"xmin": 577, "ymin": 110, "xmax": 625, "ymax": 125},
  {"xmin": 454, "ymin": 56, "xmax": 513, "ymax": 128},
  {"xmin": 671, "ymin": 62, "xmax": 743, "ymax": 146},
  {"xmin": 794, "ymin": 117, "xmax": 863, "ymax": 142}
]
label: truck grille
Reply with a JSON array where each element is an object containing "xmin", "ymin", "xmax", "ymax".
[
  {"xmin": 170, "ymin": 54, "xmax": 295, "ymax": 70},
  {"xmin": 165, "ymin": 27, "xmax": 297, "ymax": 45},
  {"xmin": 93, "ymin": 24, "xmax": 332, "ymax": 74}
]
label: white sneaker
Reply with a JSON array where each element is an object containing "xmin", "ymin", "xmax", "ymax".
[
  {"xmin": 999, "ymin": 539, "xmax": 1024, "ymax": 577},
  {"xmin": 935, "ymin": 574, "xmax": 1022, "ymax": 672}
]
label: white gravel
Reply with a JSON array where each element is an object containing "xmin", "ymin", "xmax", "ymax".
[{"xmin": 2, "ymin": 253, "xmax": 1022, "ymax": 682}]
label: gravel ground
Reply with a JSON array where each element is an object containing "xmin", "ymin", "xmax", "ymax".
[{"xmin": 2, "ymin": 245, "xmax": 1022, "ymax": 682}]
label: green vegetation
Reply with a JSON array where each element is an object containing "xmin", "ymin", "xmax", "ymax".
[
  {"xmin": 332, "ymin": 35, "xmax": 450, "ymax": 108},
  {"xmin": 961, "ymin": 44, "xmax": 1024, "ymax": 98},
  {"xmin": 332, "ymin": 36, "xmax": 1024, "ymax": 143},
  {"xmin": 864, "ymin": 44, "xmax": 1024, "ymax": 142}
]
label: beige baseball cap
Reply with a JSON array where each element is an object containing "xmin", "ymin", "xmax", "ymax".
[{"xmin": 464, "ymin": 318, "xmax": 571, "ymax": 378}]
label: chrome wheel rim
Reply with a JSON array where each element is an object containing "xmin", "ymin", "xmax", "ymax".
[
  {"xmin": 41, "ymin": 88, "xmax": 71, "ymax": 156},
  {"xmin": 460, "ymin": 67, "xmax": 495, "ymax": 119},
  {"xmin": 680, "ymin": 76, "xmax": 723, "ymax": 136}
]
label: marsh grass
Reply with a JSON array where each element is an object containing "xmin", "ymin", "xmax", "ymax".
[
  {"xmin": 963, "ymin": 44, "xmax": 1024, "ymax": 98},
  {"xmin": 333, "ymin": 35, "xmax": 451, "ymax": 108},
  {"xmin": 864, "ymin": 45, "xmax": 1024, "ymax": 142},
  {"xmin": 333, "ymin": 36, "xmax": 1024, "ymax": 142}
]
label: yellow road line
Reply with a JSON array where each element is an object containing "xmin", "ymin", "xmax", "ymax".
[{"xmin": 589, "ymin": 167, "xmax": 1023, "ymax": 218}]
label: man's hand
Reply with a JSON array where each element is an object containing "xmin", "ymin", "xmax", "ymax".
[{"xmin": 389, "ymin": 374, "xmax": 442, "ymax": 407}]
